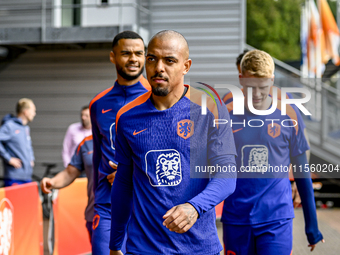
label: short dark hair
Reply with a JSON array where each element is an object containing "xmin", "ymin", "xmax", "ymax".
[
  {"xmin": 81, "ymin": 105, "xmax": 89, "ymax": 111},
  {"xmin": 236, "ymin": 49, "xmax": 249, "ymax": 66},
  {"xmin": 112, "ymin": 31, "xmax": 144, "ymax": 49}
]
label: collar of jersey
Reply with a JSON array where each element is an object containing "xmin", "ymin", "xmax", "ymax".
[
  {"xmin": 146, "ymin": 85, "xmax": 189, "ymax": 112},
  {"xmin": 114, "ymin": 80, "xmax": 142, "ymax": 91}
]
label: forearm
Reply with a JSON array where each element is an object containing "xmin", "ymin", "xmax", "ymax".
[
  {"xmin": 292, "ymin": 153, "xmax": 323, "ymax": 244},
  {"xmin": 0, "ymin": 126, "xmax": 12, "ymax": 162},
  {"xmin": 50, "ymin": 165, "xmax": 80, "ymax": 189},
  {"xmin": 188, "ymin": 155, "xmax": 236, "ymax": 217},
  {"xmin": 109, "ymin": 163, "xmax": 133, "ymax": 251},
  {"xmin": 188, "ymin": 173, "xmax": 236, "ymax": 217}
]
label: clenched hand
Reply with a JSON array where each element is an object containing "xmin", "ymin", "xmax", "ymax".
[{"xmin": 162, "ymin": 203, "xmax": 198, "ymax": 234}]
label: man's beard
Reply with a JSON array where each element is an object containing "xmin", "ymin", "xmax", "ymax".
[
  {"xmin": 151, "ymin": 73, "xmax": 170, "ymax": 96},
  {"xmin": 152, "ymin": 86, "xmax": 169, "ymax": 96},
  {"xmin": 117, "ymin": 65, "xmax": 144, "ymax": 81},
  {"xmin": 82, "ymin": 119, "xmax": 91, "ymax": 128}
]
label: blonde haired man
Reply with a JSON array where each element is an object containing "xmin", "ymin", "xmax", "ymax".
[
  {"xmin": 241, "ymin": 49, "xmax": 274, "ymax": 75},
  {"xmin": 0, "ymin": 98, "xmax": 36, "ymax": 186},
  {"xmin": 221, "ymin": 50, "xmax": 324, "ymax": 254}
]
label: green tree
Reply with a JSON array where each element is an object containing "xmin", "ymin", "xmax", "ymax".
[
  {"xmin": 247, "ymin": 0, "xmax": 304, "ymax": 61},
  {"xmin": 247, "ymin": 0, "xmax": 338, "ymax": 61},
  {"xmin": 327, "ymin": 0, "xmax": 337, "ymax": 18}
]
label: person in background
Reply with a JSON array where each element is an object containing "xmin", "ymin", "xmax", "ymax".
[
  {"xmin": 222, "ymin": 49, "xmax": 324, "ymax": 254},
  {"xmin": 236, "ymin": 49, "xmax": 249, "ymax": 74},
  {"xmin": 41, "ymin": 135, "xmax": 94, "ymax": 243},
  {"xmin": 223, "ymin": 49, "xmax": 294, "ymax": 104},
  {"xmin": 225, "ymin": 49, "xmax": 306, "ymax": 207},
  {"xmin": 0, "ymin": 98, "xmax": 36, "ymax": 186},
  {"xmin": 62, "ymin": 106, "xmax": 92, "ymax": 167}
]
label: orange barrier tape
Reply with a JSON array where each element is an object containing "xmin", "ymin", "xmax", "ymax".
[
  {"xmin": 0, "ymin": 182, "xmax": 43, "ymax": 255},
  {"xmin": 53, "ymin": 178, "xmax": 91, "ymax": 255}
]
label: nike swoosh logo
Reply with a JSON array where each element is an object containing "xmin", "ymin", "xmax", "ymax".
[
  {"xmin": 233, "ymin": 128, "xmax": 243, "ymax": 133},
  {"xmin": 102, "ymin": 109, "xmax": 112, "ymax": 114},
  {"xmin": 133, "ymin": 128, "xmax": 147, "ymax": 135},
  {"xmin": 88, "ymin": 150, "xmax": 93, "ymax": 155}
]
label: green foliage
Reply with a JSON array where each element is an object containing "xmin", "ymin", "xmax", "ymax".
[
  {"xmin": 247, "ymin": 0, "xmax": 338, "ymax": 61},
  {"xmin": 247, "ymin": 0, "xmax": 304, "ymax": 61},
  {"xmin": 327, "ymin": 0, "xmax": 337, "ymax": 18}
]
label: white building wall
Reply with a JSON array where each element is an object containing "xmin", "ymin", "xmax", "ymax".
[
  {"xmin": 53, "ymin": 0, "xmax": 63, "ymax": 28},
  {"xmin": 144, "ymin": 0, "xmax": 246, "ymax": 85},
  {"xmin": 81, "ymin": 0, "xmax": 137, "ymax": 27}
]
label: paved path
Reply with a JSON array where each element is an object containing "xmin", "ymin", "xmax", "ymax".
[
  {"xmin": 291, "ymin": 208, "xmax": 340, "ymax": 255},
  {"xmin": 44, "ymin": 208, "xmax": 340, "ymax": 254}
]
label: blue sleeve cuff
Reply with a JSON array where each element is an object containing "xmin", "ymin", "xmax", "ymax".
[
  {"xmin": 307, "ymin": 231, "xmax": 323, "ymax": 245},
  {"xmin": 186, "ymin": 201, "xmax": 203, "ymax": 218}
]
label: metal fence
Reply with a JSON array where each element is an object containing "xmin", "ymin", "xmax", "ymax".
[
  {"xmin": 0, "ymin": 0, "xmax": 151, "ymax": 44},
  {"xmin": 269, "ymin": 49, "xmax": 340, "ymax": 166}
]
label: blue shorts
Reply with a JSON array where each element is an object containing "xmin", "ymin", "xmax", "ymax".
[
  {"xmin": 223, "ymin": 219, "xmax": 292, "ymax": 255},
  {"xmin": 92, "ymin": 203, "xmax": 126, "ymax": 255},
  {"xmin": 92, "ymin": 203, "xmax": 111, "ymax": 255}
]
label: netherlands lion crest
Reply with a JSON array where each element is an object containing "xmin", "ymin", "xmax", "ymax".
[
  {"xmin": 177, "ymin": 119, "xmax": 194, "ymax": 139},
  {"xmin": 268, "ymin": 123, "xmax": 281, "ymax": 138}
]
